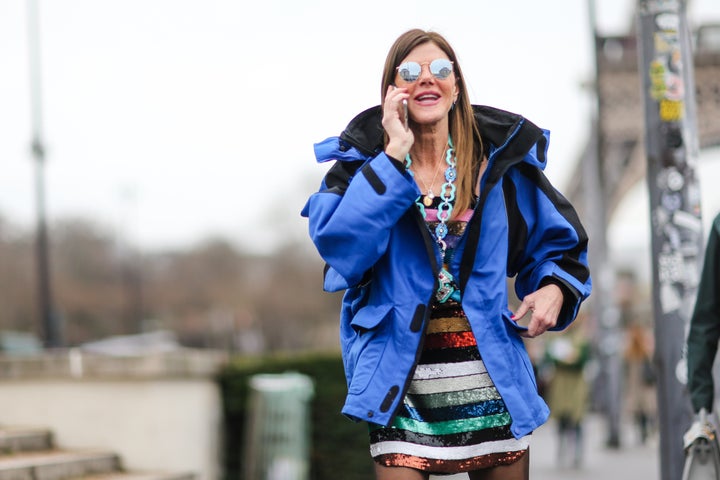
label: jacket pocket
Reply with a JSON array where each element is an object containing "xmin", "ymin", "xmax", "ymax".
[
  {"xmin": 350, "ymin": 303, "xmax": 391, "ymax": 331},
  {"xmin": 345, "ymin": 304, "xmax": 393, "ymax": 395}
]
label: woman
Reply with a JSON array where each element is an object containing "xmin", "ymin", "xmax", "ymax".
[
  {"xmin": 623, "ymin": 322, "xmax": 657, "ymax": 445},
  {"xmin": 543, "ymin": 318, "xmax": 591, "ymax": 468},
  {"xmin": 301, "ymin": 29, "xmax": 591, "ymax": 480}
]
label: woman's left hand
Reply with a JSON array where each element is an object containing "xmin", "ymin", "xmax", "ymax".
[{"xmin": 512, "ymin": 283, "xmax": 564, "ymax": 338}]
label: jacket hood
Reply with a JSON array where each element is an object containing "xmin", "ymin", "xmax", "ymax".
[{"xmin": 326, "ymin": 104, "xmax": 548, "ymax": 171}]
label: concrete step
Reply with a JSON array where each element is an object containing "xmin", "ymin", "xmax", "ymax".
[
  {"xmin": 0, "ymin": 449, "xmax": 119, "ymax": 480},
  {"xmin": 0, "ymin": 427, "xmax": 53, "ymax": 454},
  {"xmin": 80, "ymin": 473, "xmax": 195, "ymax": 480}
]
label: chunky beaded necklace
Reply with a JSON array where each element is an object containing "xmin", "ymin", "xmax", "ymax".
[
  {"xmin": 405, "ymin": 136, "xmax": 460, "ymax": 303},
  {"xmin": 405, "ymin": 136, "xmax": 457, "ymax": 252}
]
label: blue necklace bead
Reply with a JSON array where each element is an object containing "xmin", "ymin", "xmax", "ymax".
[
  {"xmin": 405, "ymin": 135, "xmax": 457, "ymax": 251},
  {"xmin": 405, "ymin": 135, "xmax": 460, "ymax": 304}
]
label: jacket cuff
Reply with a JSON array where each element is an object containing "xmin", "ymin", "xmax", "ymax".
[
  {"xmin": 540, "ymin": 276, "xmax": 580, "ymax": 327},
  {"xmin": 386, "ymin": 154, "xmax": 406, "ymax": 173}
]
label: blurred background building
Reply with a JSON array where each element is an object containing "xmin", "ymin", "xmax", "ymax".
[{"xmin": 0, "ymin": 1, "xmax": 719, "ymax": 479}]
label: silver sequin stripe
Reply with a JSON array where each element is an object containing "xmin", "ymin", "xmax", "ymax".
[
  {"xmin": 407, "ymin": 372, "xmax": 494, "ymax": 395},
  {"xmin": 404, "ymin": 386, "xmax": 501, "ymax": 410},
  {"xmin": 413, "ymin": 360, "xmax": 487, "ymax": 380}
]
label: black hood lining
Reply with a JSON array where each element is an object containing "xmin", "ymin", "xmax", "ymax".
[
  {"xmin": 338, "ymin": 106, "xmax": 385, "ymax": 157},
  {"xmin": 337, "ymin": 104, "xmax": 541, "ymax": 160}
]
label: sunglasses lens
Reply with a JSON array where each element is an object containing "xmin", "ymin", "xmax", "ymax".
[
  {"xmin": 430, "ymin": 59, "xmax": 453, "ymax": 79},
  {"xmin": 397, "ymin": 59, "xmax": 453, "ymax": 82},
  {"xmin": 397, "ymin": 62, "xmax": 421, "ymax": 82}
]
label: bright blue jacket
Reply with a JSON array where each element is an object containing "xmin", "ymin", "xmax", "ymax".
[{"xmin": 301, "ymin": 105, "xmax": 592, "ymax": 438}]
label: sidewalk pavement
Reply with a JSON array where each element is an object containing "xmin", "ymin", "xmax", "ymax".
[
  {"xmin": 529, "ymin": 413, "xmax": 659, "ymax": 480},
  {"xmin": 432, "ymin": 413, "xmax": 659, "ymax": 480}
]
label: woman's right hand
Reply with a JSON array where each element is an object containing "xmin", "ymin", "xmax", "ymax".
[{"xmin": 382, "ymin": 85, "xmax": 414, "ymax": 161}]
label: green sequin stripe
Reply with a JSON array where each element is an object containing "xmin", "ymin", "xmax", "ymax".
[
  {"xmin": 391, "ymin": 412, "xmax": 512, "ymax": 436},
  {"xmin": 405, "ymin": 386, "xmax": 502, "ymax": 410}
]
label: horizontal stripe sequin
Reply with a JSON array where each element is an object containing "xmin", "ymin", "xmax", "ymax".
[
  {"xmin": 424, "ymin": 331, "xmax": 478, "ymax": 349},
  {"xmin": 404, "ymin": 386, "xmax": 501, "ymax": 410},
  {"xmin": 371, "ymin": 423, "xmax": 513, "ymax": 446},
  {"xmin": 373, "ymin": 450, "xmax": 527, "ymax": 474},
  {"xmin": 401, "ymin": 399, "xmax": 508, "ymax": 422},
  {"xmin": 407, "ymin": 372, "xmax": 495, "ymax": 395},
  {"xmin": 426, "ymin": 316, "xmax": 473, "ymax": 334},
  {"xmin": 371, "ymin": 436, "xmax": 529, "ymax": 460},
  {"xmin": 369, "ymin": 202, "xmax": 529, "ymax": 474},
  {"xmin": 392, "ymin": 412, "xmax": 513, "ymax": 435},
  {"xmin": 413, "ymin": 360, "xmax": 487, "ymax": 380}
]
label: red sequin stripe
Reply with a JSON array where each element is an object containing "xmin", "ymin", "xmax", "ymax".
[
  {"xmin": 375, "ymin": 449, "xmax": 526, "ymax": 473},
  {"xmin": 424, "ymin": 331, "xmax": 477, "ymax": 349}
]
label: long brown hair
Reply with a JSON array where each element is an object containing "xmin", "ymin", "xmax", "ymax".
[{"xmin": 380, "ymin": 29, "xmax": 482, "ymax": 217}]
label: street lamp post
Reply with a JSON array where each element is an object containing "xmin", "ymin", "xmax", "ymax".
[
  {"xmin": 27, "ymin": 0, "xmax": 61, "ymax": 348},
  {"xmin": 587, "ymin": 0, "xmax": 624, "ymax": 449}
]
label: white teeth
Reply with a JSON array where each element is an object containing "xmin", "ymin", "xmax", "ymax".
[{"xmin": 418, "ymin": 94, "xmax": 438, "ymax": 101}]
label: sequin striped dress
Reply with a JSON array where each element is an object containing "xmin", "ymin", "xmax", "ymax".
[{"xmin": 369, "ymin": 199, "xmax": 530, "ymax": 474}]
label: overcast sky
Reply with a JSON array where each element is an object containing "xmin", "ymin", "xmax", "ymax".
[{"xmin": 1, "ymin": 0, "xmax": 719, "ymax": 254}]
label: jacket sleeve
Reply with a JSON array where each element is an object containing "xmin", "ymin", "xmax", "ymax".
[
  {"xmin": 505, "ymin": 163, "xmax": 592, "ymax": 329},
  {"xmin": 686, "ymin": 213, "xmax": 720, "ymax": 413},
  {"xmin": 301, "ymin": 143, "xmax": 419, "ymax": 291}
]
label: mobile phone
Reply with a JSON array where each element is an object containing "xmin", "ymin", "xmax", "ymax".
[{"xmin": 403, "ymin": 99, "xmax": 408, "ymax": 131}]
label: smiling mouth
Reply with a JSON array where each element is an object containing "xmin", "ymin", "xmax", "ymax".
[{"xmin": 416, "ymin": 93, "xmax": 440, "ymax": 102}]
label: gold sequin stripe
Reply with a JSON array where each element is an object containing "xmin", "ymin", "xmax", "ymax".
[
  {"xmin": 374, "ymin": 449, "xmax": 527, "ymax": 474},
  {"xmin": 404, "ymin": 386, "xmax": 501, "ymax": 410},
  {"xmin": 426, "ymin": 316, "xmax": 471, "ymax": 334}
]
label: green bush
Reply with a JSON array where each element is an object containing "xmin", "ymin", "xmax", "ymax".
[{"xmin": 217, "ymin": 352, "xmax": 374, "ymax": 480}]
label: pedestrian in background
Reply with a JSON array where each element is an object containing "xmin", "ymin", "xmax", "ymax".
[
  {"xmin": 302, "ymin": 28, "xmax": 591, "ymax": 480},
  {"xmin": 623, "ymin": 322, "xmax": 657, "ymax": 445},
  {"xmin": 543, "ymin": 319, "xmax": 591, "ymax": 468}
]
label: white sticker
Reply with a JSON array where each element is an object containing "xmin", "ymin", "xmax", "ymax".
[{"xmin": 656, "ymin": 12, "xmax": 680, "ymax": 31}]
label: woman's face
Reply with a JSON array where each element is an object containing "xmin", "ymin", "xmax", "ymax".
[{"xmin": 394, "ymin": 42, "xmax": 459, "ymax": 129}]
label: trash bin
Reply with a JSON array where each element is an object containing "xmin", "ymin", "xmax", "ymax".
[{"xmin": 244, "ymin": 372, "xmax": 314, "ymax": 480}]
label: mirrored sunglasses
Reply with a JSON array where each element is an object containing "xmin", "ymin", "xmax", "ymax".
[{"xmin": 396, "ymin": 59, "xmax": 454, "ymax": 82}]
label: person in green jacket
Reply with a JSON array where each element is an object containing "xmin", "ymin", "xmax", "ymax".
[
  {"xmin": 684, "ymin": 212, "xmax": 720, "ymax": 480},
  {"xmin": 686, "ymin": 212, "xmax": 720, "ymax": 414}
]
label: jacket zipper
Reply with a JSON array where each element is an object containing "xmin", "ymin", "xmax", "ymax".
[
  {"xmin": 385, "ymin": 203, "xmax": 440, "ymax": 424},
  {"xmin": 387, "ymin": 138, "xmax": 509, "ymax": 425}
]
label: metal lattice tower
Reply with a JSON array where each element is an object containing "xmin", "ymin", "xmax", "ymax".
[{"xmin": 568, "ymin": 24, "xmax": 720, "ymax": 218}]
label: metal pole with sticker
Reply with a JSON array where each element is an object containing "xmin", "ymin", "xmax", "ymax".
[{"xmin": 637, "ymin": 1, "xmax": 704, "ymax": 479}]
